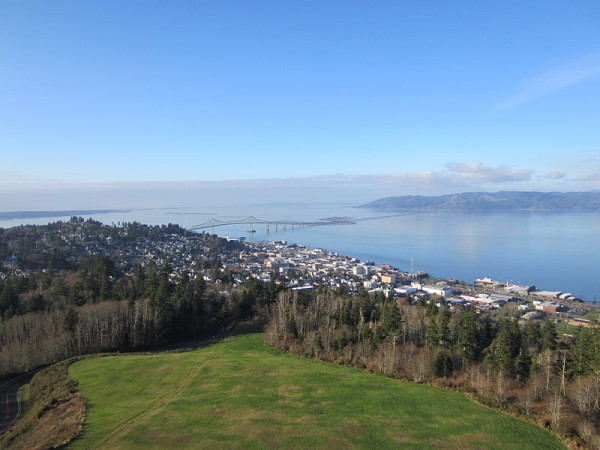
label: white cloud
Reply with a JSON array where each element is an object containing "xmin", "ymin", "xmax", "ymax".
[
  {"xmin": 300, "ymin": 162, "xmax": 532, "ymax": 189},
  {"xmin": 444, "ymin": 161, "xmax": 533, "ymax": 183},
  {"xmin": 497, "ymin": 52, "xmax": 600, "ymax": 110},
  {"xmin": 544, "ymin": 171, "xmax": 567, "ymax": 180},
  {"xmin": 567, "ymin": 172, "xmax": 600, "ymax": 183}
]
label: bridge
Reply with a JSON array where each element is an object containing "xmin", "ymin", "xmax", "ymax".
[
  {"xmin": 189, "ymin": 216, "xmax": 356, "ymax": 232},
  {"xmin": 190, "ymin": 216, "xmax": 267, "ymax": 232},
  {"xmin": 189, "ymin": 213, "xmax": 408, "ymax": 234}
]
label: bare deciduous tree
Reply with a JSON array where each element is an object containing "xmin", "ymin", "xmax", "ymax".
[
  {"xmin": 569, "ymin": 375, "xmax": 600, "ymax": 418},
  {"xmin": 516, "ymin": 386, "xmax": 535, "ymax": 416},
  {"xmin": 576, "ymin": 421, "xmax": 596, "ymax": 445},
  {"xmin": 547, "ymin": 389, "xmax": 564, "ymax": 429},
  {"xmin": 405, "ymin": 346, "xmax": 434, "ymax": 383}
]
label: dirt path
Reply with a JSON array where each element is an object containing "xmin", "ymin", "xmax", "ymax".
[{"xmin": 89, "ymin": 356, "xmax": 214, "ymax": 449}]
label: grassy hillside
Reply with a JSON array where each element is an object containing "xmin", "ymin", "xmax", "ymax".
[{"xmin": 69, "ymin": 326, "xmax": 564, "ymax": 449}]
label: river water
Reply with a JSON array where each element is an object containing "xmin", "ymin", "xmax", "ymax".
[{"xmin": 1, "ymin": 203, "xmax": 599, "ymax": 302}]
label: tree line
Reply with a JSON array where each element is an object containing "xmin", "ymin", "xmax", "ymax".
[
  {"xmin": 265, "ymin": 290, "xmax": 600, "ymax": 447},
  {"xmin": 0, "ymin": 220, "xmax": 276, "ymax": 378},
  {"xmin": 0, "ymin": 262, "xmax": 283, "ymax": 377}
]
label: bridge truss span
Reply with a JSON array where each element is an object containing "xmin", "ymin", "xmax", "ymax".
[
  {"xmin": 189, "ymin": 215, "xmax": 358, "ymax": 233},
  {"xmin": 190, "ymin": 216, "xmax": 265, "ymax": 231}
]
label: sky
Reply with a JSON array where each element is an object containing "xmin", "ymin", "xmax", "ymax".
[{"xmin": 1, "ymin": 0, "xmax": 599, "ymax": 209}]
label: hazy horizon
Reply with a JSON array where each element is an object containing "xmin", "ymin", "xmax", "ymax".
[{"xmin": 2, "ymin": 173, "xmax": 600, "ymax": 212}]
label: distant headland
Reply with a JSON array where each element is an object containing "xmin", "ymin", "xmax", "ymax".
[
  {"xmin": 359, "ymin": 191, "xmax": 600, "ymax": 211},
  {"xmin": 0, "ymin": 210, "xmax": 130, "ymax": 221}
]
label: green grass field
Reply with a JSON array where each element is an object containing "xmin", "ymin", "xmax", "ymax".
[
  {"xmin": 69, "ymin": 326, "xmax": 564, "ymax": 449},
  {"xmin": 556, "ymin": 321, "xmax": 579, "ymax": 336}
]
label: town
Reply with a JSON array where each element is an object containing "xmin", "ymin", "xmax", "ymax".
[
  {"xmin": 227, "ymin": 238, "xmax": 599, "ymax": 331},
  {"xmin": 1, "ymin": 219, "xmax": 598, "ymax": 334},
  {"xmin": 1, "ymin": 219, "xmax": 599, "ymax": 450}
]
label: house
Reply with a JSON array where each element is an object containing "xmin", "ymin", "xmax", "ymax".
[
  {"xmin": 534, "ymin": 301, "xmax": 563, "ymax": 313},
  {"xmin": 380, "ymin": 273, "xmax": 396, "ymax": 285}
]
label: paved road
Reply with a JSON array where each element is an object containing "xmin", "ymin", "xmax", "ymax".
[{"xmin": 0, "ymin": 371, "xmax": 38, "ymax": 434}]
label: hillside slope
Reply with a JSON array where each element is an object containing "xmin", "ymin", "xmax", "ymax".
[
  {"xmin": 359, "ymin": 191, "xmax": 600, "ymax": 211},
  {"xmin": 68, "ymin": 327, "xmax": 563, "ymax": 449}
]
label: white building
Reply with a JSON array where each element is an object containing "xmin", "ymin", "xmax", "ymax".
[
  {"xmin": 352, "ymin": 265, "xmax": 369, "ymax": 276},
  {"xmin": 363, "ymin": 280, "xmax": 378, "ymax": 289},
  {"xmin": 421, "ymin": 285, "xmax": 453, "ymax": 297}
]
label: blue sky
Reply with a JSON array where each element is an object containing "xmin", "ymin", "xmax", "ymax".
[{"xmin": 1, "ymin": 1, "xmax": 599, "ymax": 209}]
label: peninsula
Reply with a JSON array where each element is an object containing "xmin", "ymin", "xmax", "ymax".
[{"xmin": 359, "ymin": 191, "xmax": 600, "ymax": 211}]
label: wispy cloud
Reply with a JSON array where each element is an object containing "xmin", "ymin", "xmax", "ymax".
[
  {"xmin": 301, "ymin": 162, "xmax": 532, "ymax": 187},
  {"xmin": 0, "ymin": 169, "xmax": 46, "ymax": 186},
  {"xmin": 544, "ymin": 171, "xmax": 567, "ymax": 180},
  {"xmin": 444, "ymin": 161, "xmax": 532, "ymax": 183},
  {"xmin": 566, "ymin": 172, "xmax": 600, "ymax": 183},
  {"xmin": 497, "ymin": 52, "xmax": 600, "ymax": 110}
]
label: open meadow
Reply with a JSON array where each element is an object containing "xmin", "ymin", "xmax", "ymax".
[{"xmin": 69, "ymin": 326, "xmax": 564, "ymax": 449}]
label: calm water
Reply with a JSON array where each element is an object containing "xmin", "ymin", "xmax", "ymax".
[{"xmin": 1, "ymin": 204, "xmax": 599, "ymax": 301}]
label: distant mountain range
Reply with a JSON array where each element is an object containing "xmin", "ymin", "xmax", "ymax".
[{"xmin": 359, "ymin": 191, "xmax": 600, "ymax": 211}]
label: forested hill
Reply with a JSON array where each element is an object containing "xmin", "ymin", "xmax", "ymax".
[{"xmin": 359, "ymin": 191, "xmax": 600, "ymax": 211}]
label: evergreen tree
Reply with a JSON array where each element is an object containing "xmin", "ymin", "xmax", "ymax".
[
  {"xmin": 151, "ymin": 264, "xmax": 175, "ymax": 339},
  {"xmin": 339, "ymin": 300, "xmax": 353, "ymax": 326},
  {"xmin": 377, "ymin": 300, "xmax": 402, "ymax": 343},
  {"xmin": 459, "ymin": 307, "xmax": 482, "ymax": 362},
  {"xmin": 541, "ymin": 320, "xmax": 558, "ymax": 351},
  {"xmin": 435, "ymin": 349, "xmax": 453, "ymax": 377},
  {"xmin": 99, "ymin": 276, "xmax": 112, "ymax": 300},
  {"xmin": 424, "ymin": 307, "xmax": 451, "ymax": 348},
  {"xmin": 145, "ymin": 262, "xmax": 159, "ymax": 299},
  {"xmin": 425, "ymin": 317, "xmax": 440, "ymax": 348},
  {"xmin": 193, "ymin": 273, "xmax": 207, "ymax": 299},
  {"xmin": 438, "ymin": 307, "xmax": 451, "ymax": 348},
  {"xmin": 425, "ymin": 300, "xmax": 438, "ymax": 318},
  {"xmin": 63, "ymin": 306, "xmax": 79, "ymax": 334},
  {"xmin": 174, "ymin": 272, "xmax": 196, "ymax": 338},
  {"xmin": 514, "ymin": 347, "xmax": 532, "ymax": 382},
  {"xmin": 522, "ymin": 320, "xmax": 542, "ymax": 353},
  {"xmin": 132, "ymin": 262, "xmax": 145, "ymax": 299},
  {"xmin": 41, "ymin": 271, "xmax": 53, "ymax": 290},
  {"xmin": 568, "ymin": 328, "xmax": 599, "ymax": 377},
  {"xmin": 0, "ymin": 282, "xmax": 19, "ymax": 317},
  {"xmin": 484, "ymin": 318, "xmax": 521, "ymax": 376}
]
